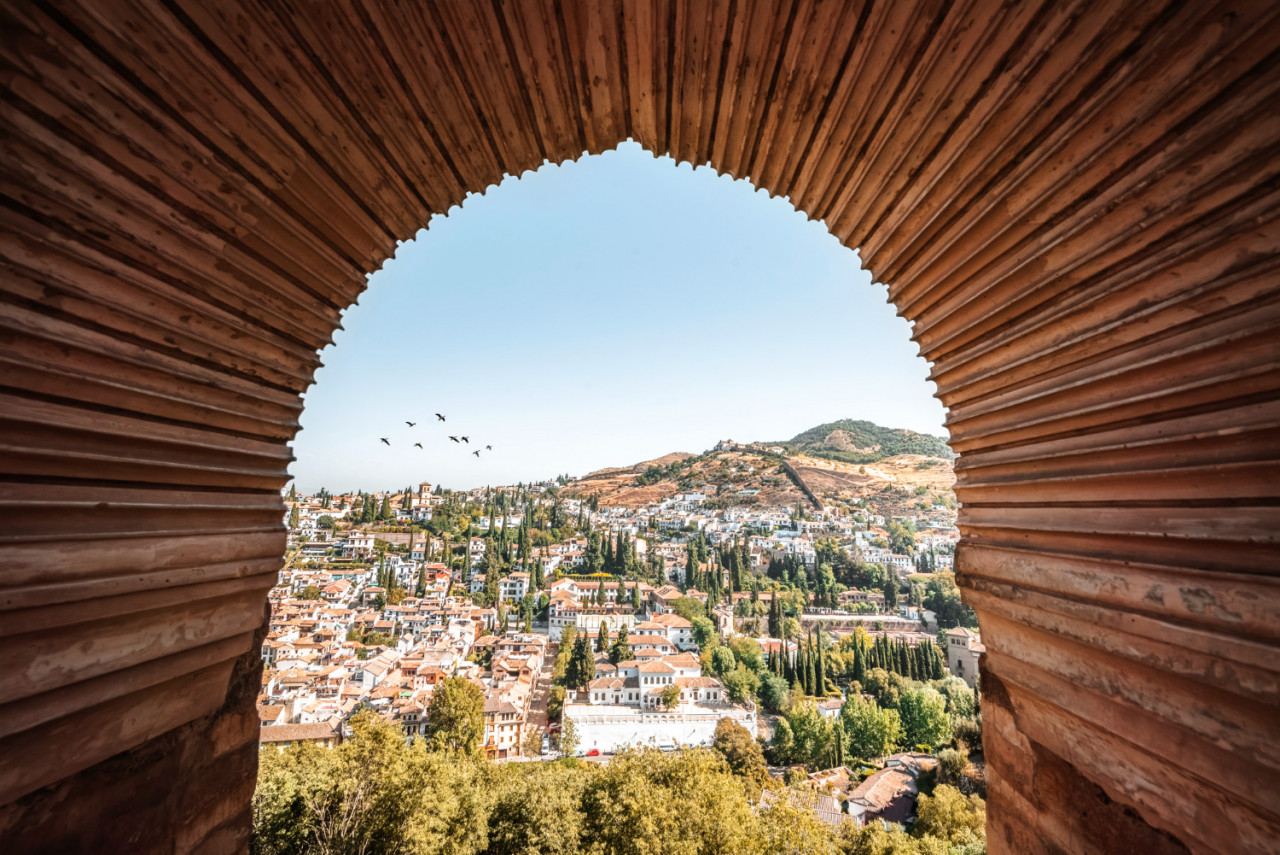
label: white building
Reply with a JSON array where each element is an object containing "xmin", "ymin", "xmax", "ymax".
[
  {"xmin": 945, "ymin": 627, "xmax": 984, "ymax": 687},
  {"xmin": 342, "ymin": 533, "xmax": 376, "ymax": 560},
  {"xmin": 565, "ymin": 653, "xmax": 755, "ymax": 755},
  {"xmin": 499, "ymin": 571, "xmax": 529, "ymax": 603}
]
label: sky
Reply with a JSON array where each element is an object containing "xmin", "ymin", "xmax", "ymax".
[{"xmin": 289, "ymin": 142, "xmax": 947, "ymax": 493}]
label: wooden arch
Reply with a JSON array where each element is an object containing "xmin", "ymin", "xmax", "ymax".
[{"xmin": 2, "ymin": 2, "xmax": 1278, "ymax": 852}]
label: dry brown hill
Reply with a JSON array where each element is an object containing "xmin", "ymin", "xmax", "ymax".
[{"xmin": 567, "ymin": 445, "xmax": 954, "ymax": 516}]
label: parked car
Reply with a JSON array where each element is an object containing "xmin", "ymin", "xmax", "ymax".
[
  {"xmin": 541, "ymin": 735, "xmax": 550, "ymax": 755},
  {"xmin": 585, "ymin": 748, "xmax": 600, "ymax": 757}
]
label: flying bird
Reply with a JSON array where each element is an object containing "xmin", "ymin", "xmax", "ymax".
[
  {"xmin": 472, "ymin": 450, "xmax": 481, "ymax": 457},
  {"xmin": 486, "ymin": 445, "xmax": 492, "ymax": 451},
  {"xmin": 379, "ymin": 438, "xmax": 390, "ymax": 446},
  {"xmin": 414, "ymin": 443, "xmax": 423, "ymax": 449},
  {"xmin": 460, "ymin": 436, "xmax": 470, "ymax": 443},
  {"xmin": 449, "ymin": 436, "xmax": 460, "ymax": 443},
  {"xmin": 435, "ymin": 413, "xmax": 446, "ymax": 421},
  {"xmin": 405, "ymin": 421, "xmax": 416, "ymax": 427}
]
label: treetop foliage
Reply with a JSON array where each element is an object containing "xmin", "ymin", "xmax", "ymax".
[{"xmin": 254, "ymin": 712, "xmax": 985, "ymax": 855}]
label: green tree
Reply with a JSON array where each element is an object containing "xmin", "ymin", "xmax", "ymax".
[
  {"xmin": 711, "ymin": 646, "xmax": 737, "ymax": 677},
  {"xmin": 485, "ymin": 761, "xmax": 586, "ymax": 854},
  {"xmin": 556, "ymin": 717, "xmax": 579, "ymax": 756},
  {"xmin": 672, "ymin": 597, "xmax": 706, "ymax": 621},
  {"xmin": 254, "ymin": 711, "xmax": 494, "ymax": 855},
  {"xmin": 771, "ymin": 717, "xmax": 795, "ymax": 764},
  {"xmin": 553, "ymin": 625, "xmax": 577, "ymax": 683},
  {"xmin": 288, "ymin": 504, "xmax": 300, "ymax": 530},
  {"xmin": 578, "ymin": 749, "xmax": 762, "ymax": 854},
  {"xmin": 728, "ymin": 636, "xmax": 763, "ymax": 672},
  {"xmin": 610, "ymin": 625, "xmax": 633, "ymax": 664},
  {"xmin": 691, "ymin": 616, "xmax": 717, "ymax": 649},
  {"xmin": 883, "ymin": 577, "xmax": 899, "ymax": 614},
  {"xmin": 712, "ymin": 717, "xmax": 766, "ymax": 791},
  {"xmin": 758, "ymin": 671, "xmax": 791, "ymax": 712},
  {"xmin": 885, "ymin": 519, "xmax": 916, "ymax": 557},
  {"xmin": 912, "ymin": 784, "xmax": 987, "ymax": 848},
  {"xmin": 722, "ymin": 666, "xmax": 760, "ymax": 704},
  {"xmin": 897, "ymin": 687, "xmax": 952, "ymax": 749},
  {"xmin": 840, "ymin": 696, "xmax": 903, "ymax": 761},
  {"xmin": 936, "ymin": 747, "xmax": 967, "ymax": 786},
  {"xmin": 923, "ymin": 571, "xmax": 977, "ymax": 629},
  {"xmin": 784, "ymin": 702, "xmax": 835, "ymax": 769},
  {"xmin": 660, "ymin": 684, "xmax": 681, "ymax": 709},
  {"xmin": 566, "ymin": 636, "xmax": 594, "ymax": 690},
  {"xmin": 426, "ymin": 677, "xmax": 485, "ymax": 753},
  {"xmin": 299, "ymin": 585, "xmax": 321, "ymax": 600},
  {"xmin": 757, "ymin": 789, "xmax": 843, "ymax": 855},
  {"xmin": 521, "ymin": 727, "xmax": 544, "ymax": 759}
]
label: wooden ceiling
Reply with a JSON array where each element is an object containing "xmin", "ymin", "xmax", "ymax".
[{"xmin": 1, "ymin": 1, "xmax": 1278, "ymax": 852}]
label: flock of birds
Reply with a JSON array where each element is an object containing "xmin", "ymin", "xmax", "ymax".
[{"xmin": 379, "ymin": 413, "xmax": 493, "ymax": 458}]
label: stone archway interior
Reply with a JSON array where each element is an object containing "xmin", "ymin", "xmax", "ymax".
[{"xmin": 1, "ymin": 2, "xmax": 1278, "ymax": 852}]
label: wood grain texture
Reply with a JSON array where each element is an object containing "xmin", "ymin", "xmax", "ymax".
[{"xmin": 1, "ymin": 1, "xmax": 1277, "ymax": 852}]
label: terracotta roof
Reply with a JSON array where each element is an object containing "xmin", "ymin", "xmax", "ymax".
[
  {"xmin": 258, "ymin": 705, "xmax": 285, "ymax": 723},
  {"xmin": 259, "ymin": 720, "xmax": 341, "ymax": 743},
  {"xmin": 849, "ymin": 767, "xmax": 918, "ymax": 819},
  {"xmin": 758, "ymin": 789, "xmax": 850, "ymax": 829},
  {"xmin": 587, "ymin": 677, "xmax": 626, "ymax": 690},
  {"xmin": 636, "ymin": 661, "xmax": 675, "ymax": 673}
]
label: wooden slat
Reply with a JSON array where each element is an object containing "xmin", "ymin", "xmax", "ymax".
[{"xmin": 1, "ymin": 2, "xmax": 1277, "ymax": 852}]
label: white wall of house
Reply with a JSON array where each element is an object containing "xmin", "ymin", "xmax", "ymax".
[{"xmin": 565, "ymin": 706, "xmax": 754, "ymax": 754}]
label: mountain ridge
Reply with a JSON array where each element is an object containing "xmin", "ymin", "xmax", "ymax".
[
  {"xmin": 774, "ymin": 418, "xmax": 953, "ymax": 464},
  {"xmin": 566, "ymin": 418, "xmax": 954, "ymax": 513}
]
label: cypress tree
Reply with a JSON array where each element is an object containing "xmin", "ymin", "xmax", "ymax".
[
  {"xmin": 815, "ymin": 625, "xmax": 826, "ymax": 695},
  {"xmin": 883, "ymin": 578, "xmax": 898, "ymax": 613},
  {"xmin": 597, "ymin": 620, "xmax": 608, "ymax": 653},
  {"xmin": 611, "ymin": 625, "xmax": 632, "ymax": 664},
  {"xmin": 835, "ymin": 718, "xmax": 846, "ymax": 768},
  {"xmin": 853, "ymin": 637, "xmax": 867, "ymax": 683},
  {"xmin": 806, "ymin": 647, "xmax": 816, "ymax": 697},
  {"xmin": 568, "ymin": 636, "xmax": 594, "ymax": 690}
]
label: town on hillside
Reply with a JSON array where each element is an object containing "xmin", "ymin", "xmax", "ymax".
[{"xmin": 264, "ymin": 427, "xmax": 984, "ymax": 833}]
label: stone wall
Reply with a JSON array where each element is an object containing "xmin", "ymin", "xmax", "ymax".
[
  {"xmin": 1, "ymin": 2, "xmax": 1277, "ymax": 852},
  {"xmin": 0, "ymin": 603, "xmax": 269, "ymax": 854}
]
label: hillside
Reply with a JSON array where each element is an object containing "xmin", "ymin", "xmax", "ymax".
[
  {"xmin": 568, "ymin": 449, "xmax": 803, "ymax": 509},
  {"xmin": 777, "ymin": 419, "xmax": 952, "ymax": 464},
  {"xmin": 566, "ymin": 419, "xmax": 955, "ymax": 515}
]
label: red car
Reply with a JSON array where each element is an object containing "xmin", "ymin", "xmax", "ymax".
[{"xmin": 585, "ymin": 748, "xmax": 600, "ymax": 757}]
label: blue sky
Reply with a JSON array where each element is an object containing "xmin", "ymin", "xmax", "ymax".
[{"xmin": 289, "ymin": 142, "xmax": 946, "ymax": 493}]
